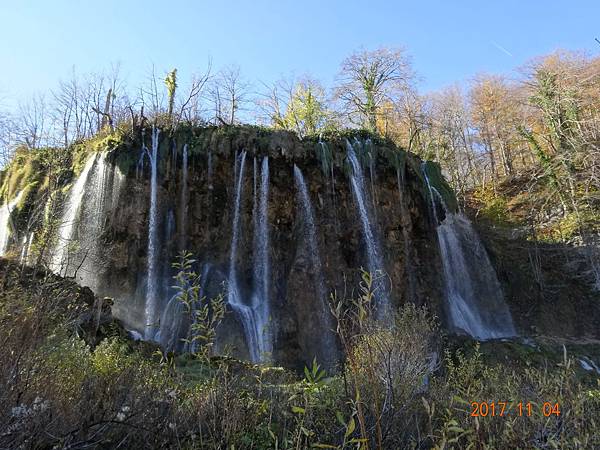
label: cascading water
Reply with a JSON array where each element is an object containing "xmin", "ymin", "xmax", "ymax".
[
  {"xmin": 251, "ymin": 156, "xmax": 272, "ymax": 359},
  {"xmin": 226, "ymin": 152, "xmax": 273, "ymax": 363},
  {"xmin": 155, "ymin": 209, "xmax": 177, "ymax": 347},
  {"xmin": 361, "ymin": 138, "xmax": 378, "ymax": 208},
  {"xmin": 76, "ymin": 152, "xmax": 110, "ymax": 289},
  {"xmin": 396, "ymin": 166, "xmax": 417, "ymax": 302},
  {"xmin": 0, "ymin": 190, "xmax": 25, "ymax": 256},
  {"xmin": 207, "ymin": 150, "xmax": 213, "ymax": 190},
  {"xmin": 51, "ymin": 155, "xmax": 97, "ymax": 275},
  {"xmin": 19, "ymin": 235, "xmax": 27, "ymax": 263},
  {"xmin": 179, "ymin": 143, "xmax": 188, "ymax": 250},
  {"xmin": 293, "ymin": 165, "xmax": 336, "ymax": 364},
  {"xmin": 346, "ymin": 141, "xmax": 390, "ymax": 319},
  {"xmin": 319, "ymin": 141, "xmax": 338, "ymax": 230},
  {"xmin": 158, "ymin": 291, "xmax": 185, "ymax": 352},
  {"xmin": 19, "ymin": 232, "xmax": 34, "ymax": 265},
  {"xmin": 422, "ymin": 165, "xmax": 516, "ymax": 340},
  {"xmin": 227, "ymin": 151, "xmax": 260, "ymax": 361},
  {"xmin": 144, "ymin": 127, "xmax": 160, "ymax": 339}
]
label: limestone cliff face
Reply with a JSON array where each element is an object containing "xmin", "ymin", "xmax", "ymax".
[
  {"xmin": 81, "ymin": 127, "xmax": 445, "ymax": 369},
  {"xmin": 3, "ymin": 126, "xmax": 599, "ymax": 370}
]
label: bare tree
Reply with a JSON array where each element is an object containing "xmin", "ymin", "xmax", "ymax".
[
  {"xmin": 177, "ymin": 61, "xmax": 212, "ymax": 125},
  {"xmin": 425, "ymin": 86, "xmax": 481, "ymax": 202},
  {"xmin": 139, "ymin": 65, "xmax": 166, "ymax": 122},
  {"xmin": 17, "ymin": 93, "xmax": 47, "ymax": 149},
  {"xmin": 0, "ymin": 106, "xmax": 18, "ymax": 166},
  {"xmin": 255, "ymin": 79, "xmax": 287, "ymax": 127},
  {"xmin": 335, "ymin": 47, "xmax": 414, "ymax": 132},
  {"xmin": 209, "ymin": 65, "xmax": 250, "ymax": 125}
]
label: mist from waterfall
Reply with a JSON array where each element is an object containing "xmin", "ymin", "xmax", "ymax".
[
  {"xmin": 422, "ymin": 166, "xmax": 516, "ymax": 340},
  {"xmin": 294, "ymin": 165, "xmax": 336, "ymax": 365},
  {"xmin": 144, "ymin": 127, "xmax": 160, "ymax": 339},
  {"xmin": 50, "ymin": 154, "xmax": 97, "ymax": 275},
  {"xmin": 158, "ymin": 292, "xmax": 185, "ymax": 352},
  {"xmin": 346, "ymin": 141, "xmax": 390, "ymax": 320},
  {"xmin": 0, "ymin": 190, "xmax": 25, "ymax": 256}
]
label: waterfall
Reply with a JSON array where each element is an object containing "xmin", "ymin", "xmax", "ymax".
[
  {"xmin": 251, "ymin": 156, "xmax": 272, "ymax": 360},
  {"xmin": 179, "ymin": 144, "xmax": 188, "ymax": 250},
  {"xmin": 50, "ymin": 155, "xmax": 97, "ymax": 275},
  {"xmin": 77, "ymin": 152, "xmax": 126, "ymax": 291},
  {"xmin": 144, "ymin": 127, "xmax": 160, "ymax": 339},
  {"xmin": 226, "ymin": 152, "xmax": 272, "ymax": 363},
  {"xmin": 135, "ymin": 151, "xmax": 145, "ymax": 180},
  {"xmin": 294, "ymin": 165, "xmax": 325, "ymax": 301},
  {"xmin": 396, "ymin": 167, "xmax": 417, "ymax": 302},
  {"xmin": 0, "ymin": 190, "xmax": 24, "ymax": 256},
  {"xmin": 422, "ymin": 166, "xmax": 516, "ymax": 340},
  {"xmin": 227, "ymin": 151, "xmax": 260, "ymax": 361},
  {"xmin": 81, "ymin": 152, "xmax": 109, "ymax": 280},
  {"xmin": 206, "ymin": 150, "xmax": 213, "ymax": 234},
  {"xmin": 253, "ymin": 157, "xmax": 258, "ymax": 237},
  {"xmin": 294, "ymin": 165, "xmax": 336, "ymax": 365},
  {"xmin": 110, "ymin": 165, "xmax": 125, "ymax": 216},
  {"xmin": 158, "ymin": 292, "xmax": 184, "ymax": 351},
  {"xmin": 228, "ymin": 151, "xmax": 246, "ymax": 312},
  {"xmin": 19, "ymin": 235, "xmax": 27, "ymax": 263},
  {"xmin": 362, "ymin": 138, "xmax": 378, "ymax": 208},
  {"xmin": 207, "ymin": 150, "xmax": 213, "ymax": 190},
  {"xmin": 319, "ymin": 141, "xmax": 338, "ymax": 229},
  {"xmin": 346, "ymin": 141, "xmax": 390, "ymax": 319},
  {"xmin": 153, "ymin": 209, "xmax": 177, "ymax": 347},
  {"xmin": 19, "ymin": 232, "xmax": 34, "ymax": 265}
]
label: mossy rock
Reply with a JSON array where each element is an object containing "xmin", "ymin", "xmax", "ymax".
[{"xmin": 422, "ymin": 160, "xmax": 458, "ymax": 213}]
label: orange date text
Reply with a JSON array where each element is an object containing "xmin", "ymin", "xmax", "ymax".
[{"xmin": 470, "ymin": 401, "xmax": 560, "ymax": 417}]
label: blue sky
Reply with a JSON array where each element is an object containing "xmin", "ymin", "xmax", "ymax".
[{"xmin": 1, "ymin": 0, "xmax": 598, "ymax": 109}]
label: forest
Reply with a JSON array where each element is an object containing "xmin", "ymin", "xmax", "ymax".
[{"xmin": 0, "ymin": 43, "xmax": 600, "ymax": 449}]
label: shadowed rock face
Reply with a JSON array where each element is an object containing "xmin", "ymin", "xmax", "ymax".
[{"xmin": 88, "ymin": 127, "xmax": 445, "ymax": 370}]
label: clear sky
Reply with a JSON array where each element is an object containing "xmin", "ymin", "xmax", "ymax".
[{"xmin": 1, "ymin": 0, "xmax": 599, "ymax": 109}]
